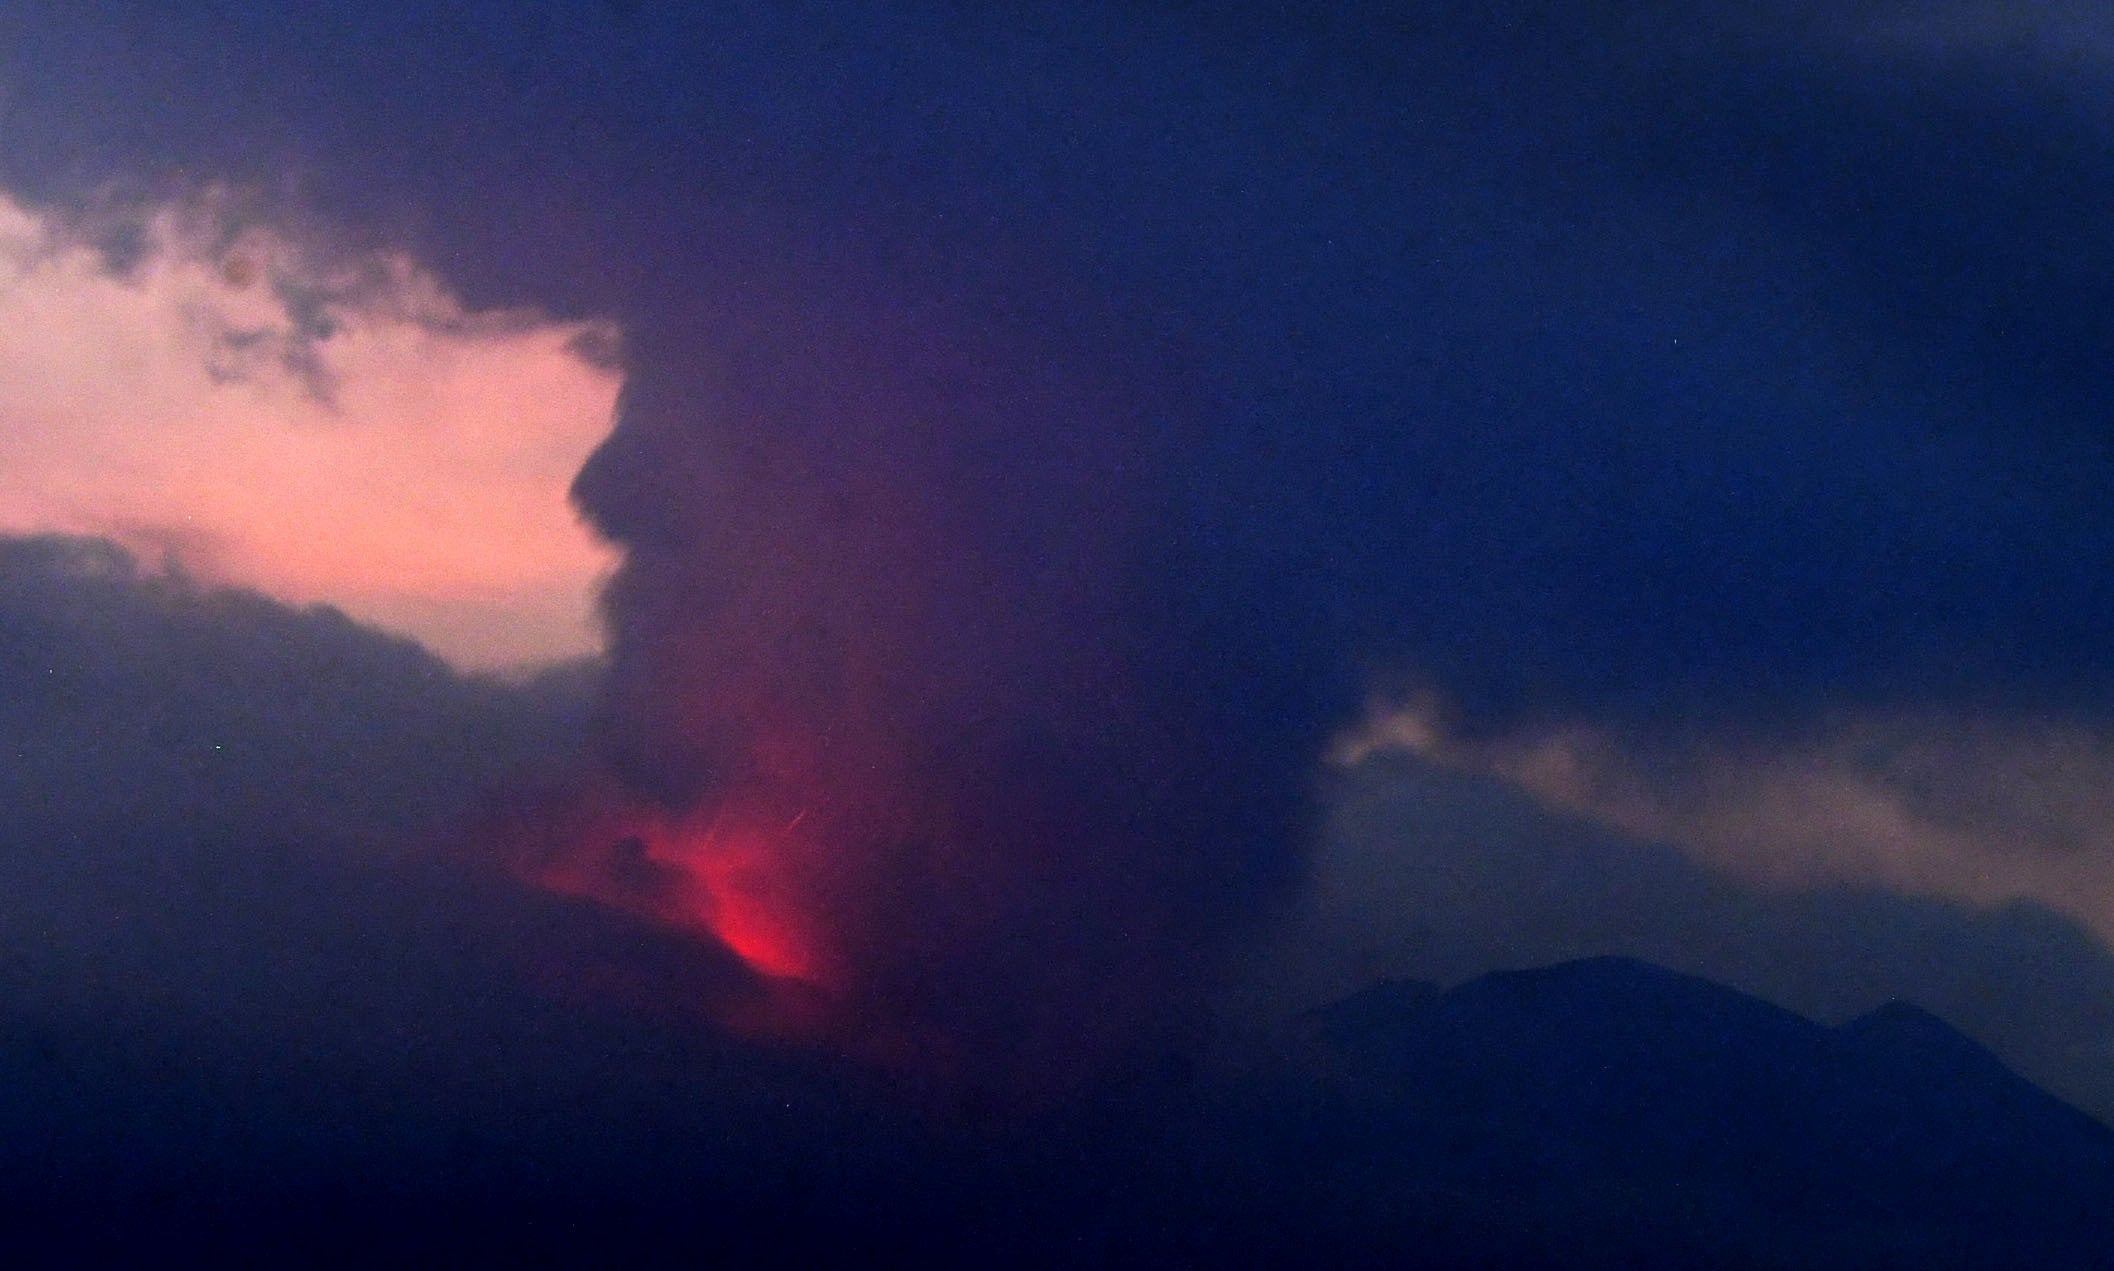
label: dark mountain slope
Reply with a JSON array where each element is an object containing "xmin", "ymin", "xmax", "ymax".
[{"xmin": 1238, "ymin": 956, "xmax": 2114, "ymax": 1267}]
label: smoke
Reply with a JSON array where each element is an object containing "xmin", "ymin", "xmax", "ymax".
[
  {"xmin": 440, "ymin": 0, "xmax": 2114, "ymax": 1091},
  {"xmin": 535, "ymin": 265, "xmax": 1336, "ymax": 1090}
]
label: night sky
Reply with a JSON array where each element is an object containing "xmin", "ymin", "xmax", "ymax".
[{"xmin": 5, "ymin": 0, "xmax": 2114, "ymax": 1258}]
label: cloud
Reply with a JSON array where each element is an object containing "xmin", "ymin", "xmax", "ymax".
[
  {"xmin": 7, "ymin": 1, "xmax": 2114, "ymax": 709},
  {"xmin": 0, "ymin": 534, "xmax": 931, "ymax": 1253},
  {"xmin": 0, "ymin": 530, "xmax": 606, "ymax": 1100},
  {"xmin": 0, "ymin": 532, "xmax": 591, "ymax": 850},
  {"xmin": 1336, "ymin": 693, "xmax": 2114, "ymax": 952},
  {"xmin": 1238, "ymin": 745, "xmax": 2114, "ymax": 1124},
  {"xmin": 0, "ymin": 187, "xmax": 620, "ymax": 669}
]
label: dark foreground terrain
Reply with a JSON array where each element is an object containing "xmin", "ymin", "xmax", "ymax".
[{"xmin": 5, "ymin": 951, "xmax": 2110, "ymax": 1269}]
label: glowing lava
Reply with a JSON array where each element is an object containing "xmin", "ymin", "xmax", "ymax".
[
  {"xmin": 678, "ymin": 822, "xmax": 818, "ymax": 982},
  {"xmin": 520, "ymin": 791, "xmax": 839, "ymax": 1017}
]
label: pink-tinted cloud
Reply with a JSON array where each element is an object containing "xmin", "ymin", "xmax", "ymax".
[{"xmin": 0, "ymin": 189, "xmax": 621, "ymax": 669}]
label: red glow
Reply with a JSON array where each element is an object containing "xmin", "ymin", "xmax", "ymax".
[
  {"xmin": 522, "ymin": 795, "xmax": 839, "ymax": 1017},
  {"xmin": 681, "ymin": 826, "xmax": 818, "ymax": 982}
]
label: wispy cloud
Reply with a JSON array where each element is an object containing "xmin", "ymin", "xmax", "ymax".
[{"xmin": 1337, "ymin": 693, "xmax": 2114, "ymax": 945}]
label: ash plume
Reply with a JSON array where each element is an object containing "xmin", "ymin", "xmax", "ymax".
[{"xmin": 553, "ymin": 269, "xmax": 1341, "ymax": 1088}]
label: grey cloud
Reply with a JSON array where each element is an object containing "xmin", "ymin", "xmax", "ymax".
[{"xmin": 1244, "ymin": 751, "xmax": 2114, "ymax": 1123}]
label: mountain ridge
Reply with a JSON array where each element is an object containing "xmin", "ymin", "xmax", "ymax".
[{"xmin": 1250, "ymin": 954, "xmax": 2114, "ymax": 1267}]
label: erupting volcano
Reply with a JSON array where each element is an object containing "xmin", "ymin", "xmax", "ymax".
[
  {"xmin": 537, "ymin": 807, "xmax": 828, "ymax": 985},
  {"xmin": 501, "ymin": 779, "xmax": 847, "ymax": 1042},
  {"xmin": 492, "ymin": 254, "xmax": 1341, "ymax": 1096}
]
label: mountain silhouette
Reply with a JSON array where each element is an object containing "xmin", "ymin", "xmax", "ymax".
[
  {"xmin": 7, "ymin": 949, "xmax": 2114, "ymax": 1267},
  {"xmin": 1239, "ymin": 956, "xmax": 2114, "ymax": 1267}
]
